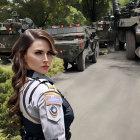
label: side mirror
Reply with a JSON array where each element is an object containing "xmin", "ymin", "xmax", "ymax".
[{"xmin": 135, "ymin": 47, "xmax": 140, "ymax": 58}]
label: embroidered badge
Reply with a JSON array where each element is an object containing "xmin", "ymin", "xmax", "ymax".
[
  {"xmin": 49, "ymin": 105, "xmax": 57, "ymax": 118},
  {"xmin": 44, "ymin": 92, "xmax": 62, "ymax": 106},
  {"xmin": 48, "ymin": 85, "xmax": 55, "ymax": 89}
]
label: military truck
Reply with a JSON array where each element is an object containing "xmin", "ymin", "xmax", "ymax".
[
  {"xmin": 46, "ymin": 24, "xmax": 99, "ymax": 71},
  {"xmin": 0, "ymin": 11, "xmax": 36, "ymax": 64},
  {"xmin": 93, "ymin": 10, "xmax": 116, "ymax": 48},
  {"xmin": 113, "ymin": 0, "xmax": 140, "ymax": 59}
]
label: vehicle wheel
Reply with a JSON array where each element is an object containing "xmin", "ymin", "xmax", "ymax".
[
  {"xmin": 114, "ymin": 36, "xmax": 119, "ymax": 51},
  {"xmin": 63, "ymin": 60, "xmax": 68, "ymax": 70},
  {"xmin": 119, "ymin": 41, "xmax": 125, "ymax": 50},
  {"xmin": 126, "ymin": 31, "xmax": 136, "ymax": 59},
  {"xmin": 0, "ymin": 56, "xmax": 11, "ymax": 65},
  {"xmin": 77, "ymin": 51, "xmax": 85, "ymax": 72},
  {"xmin": 91, "ymin": 42, "xmax": 99, "ymax": 63}
]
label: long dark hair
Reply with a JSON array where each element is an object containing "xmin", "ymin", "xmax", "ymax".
[{"xmin": 8, "ymin": 29, "xmax": 57, "ymax": 128}]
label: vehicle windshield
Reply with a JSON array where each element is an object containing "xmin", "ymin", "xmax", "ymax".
[{"xmin": 46, "ymin": 26, "xmax": 85, "ymax": 35}]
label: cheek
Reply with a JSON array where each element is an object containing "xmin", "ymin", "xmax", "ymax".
[
  {"xmin": 49, "ymin": 58, "xmax": 53, "ymax": 65},
  {"xmin": 25, "ymin": 54, "xmax": 39, "ymax": 68}
]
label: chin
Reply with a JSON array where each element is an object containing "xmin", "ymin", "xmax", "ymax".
[{"xmin": 41, "ymin": 70, "xmax": 49, "ymax": 75}]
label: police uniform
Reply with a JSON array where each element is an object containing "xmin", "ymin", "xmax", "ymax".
[{"xmin": 20, "ymin": 70, "xmax": 74, "ymax": 140}]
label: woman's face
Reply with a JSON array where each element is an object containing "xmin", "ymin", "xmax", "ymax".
[{"xmin": 24, "ymin": 39, "xmax": 54, "ymax": 74}]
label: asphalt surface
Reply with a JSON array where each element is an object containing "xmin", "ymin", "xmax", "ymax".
[{"xmin": 54, "ymin": 50, "xmax": 140, "ymax": 140}]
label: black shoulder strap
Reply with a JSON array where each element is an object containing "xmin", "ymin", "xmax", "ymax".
[
  {"xmin": 28, "ymin": 80, "xmax": 48, "ymax": 104},
  {"xmin": 57, "ymin": 89, "xmax": 70, "ymax": 109},
  {"xmin": 23, "ymin": 79, "xmax": 36, "ymax": 110},
  {"xmin": 28, "ymin": 82, "xmax": 42, "ymax": 104}
]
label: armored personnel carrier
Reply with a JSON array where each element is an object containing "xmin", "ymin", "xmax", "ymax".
[
  {"xmin": 0, "ymin": 11, "xmax": 36, "ymax": 64},
  {"xmin": 113, "ymin": 0, "xmax": 140, "ymax": 59},
  {"xmin": 46, "ymin": 24, "xmax": 99, "ymax": 71},
  {"xmin": 93, "ymin": 10, "xmax": 116, "ymax": 48}
]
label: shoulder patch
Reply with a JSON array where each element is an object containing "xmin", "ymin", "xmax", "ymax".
[{"xmin": 44, "ymin": 92, "xmax": 62, "ymax": 106}]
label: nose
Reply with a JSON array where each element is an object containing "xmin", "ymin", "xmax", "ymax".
[{"xmin": 43, "ymin": 54, "xmax": 48, "ymax": 62}]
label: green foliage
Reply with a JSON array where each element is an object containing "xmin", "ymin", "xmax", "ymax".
[
  {"xmin": 0, "ymin": 134, "xmax": 21, "ymax": 140},
  {"xmin": 0, "ymin": 65, "xmax": 18, "ymax": 138},
  {"xmin": 9, "ymin": 0, "xmax": 47, "ymax": 27},
  {"xmin": 11, "ymin": 136, "xmax": 21, "ymax": 140},
  {"xmin": 81, "ymin": 0, "xmax": 112, "ymax": 22},
  {"xmin": 0, "ymin": 0, "xmax": 131, "ymax": 26},
  {"xmin": 0, "ymin": 57, "xmax": 64, "ymax": 139},
  {"xmin": 65, "ymin": 6, "xmax": 88, "ymax": 25},
  {"xmin": 47, "ymin": 57, "xmax": 64, "ymax": 77},
  {"xmin": 44, "ymin": 0, "xmax": 88, "ymax": 27},
  {"xmin": 0, "ymin": 0, "xmax": 12, "ymax": 22},
  {"xmin": 109, "ymin": 0, "xmax": 130, "ymax": 11},
  {"xmin": 0, "ymin": 0, "xmax": 88, "ymax": 27},
  {"xmin": 119, "ymin": 0, "xmax": 130, "ymax": 6}
]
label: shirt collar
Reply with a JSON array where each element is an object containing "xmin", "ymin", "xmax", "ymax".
[{"xmin": 27, "ymin": 70, "xmax": 54, "ymax": 85}]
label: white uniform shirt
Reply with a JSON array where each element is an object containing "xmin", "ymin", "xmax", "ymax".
[{"xmin": 20, "ymin": 71, "xmax": 66, "ymax": 140}]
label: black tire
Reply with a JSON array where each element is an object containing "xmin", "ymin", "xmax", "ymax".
[
  {"xmin": 91, "ymin": 42, "xmax": 99, "ymax": 63},
  {"xmin": 126, "ymin": 31, "xmax": 136, "ymax": 60},
  {"xmin": 119, "ymin": 41, "xmax": 125, "ymax": 50},
  {"xmin": 63, "ymin": 60, "xmax": 68, "ymax": 70},
  {"xmin": 114, "ymin": 36, "xmax": 120, "ymax": 51},
  {"xmin": 0, "ymin": 56, "xmax": 11, "ymax": 65},
  {"xmin": 77, "ymin": 51, "xmax": 85, "ymax": 72}
]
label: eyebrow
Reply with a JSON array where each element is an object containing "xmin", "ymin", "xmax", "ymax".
[
  {"xmin": 34, "ymin": 49, "xmax": 44, "ymax": 52},
  {"xmin": 34, "ymin": 49, "xmax": 52, "ymax": 52}
]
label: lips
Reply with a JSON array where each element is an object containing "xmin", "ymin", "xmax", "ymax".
[{"xmin": 41, "ymin": 65, "xmax": 49, "ymax": 69}]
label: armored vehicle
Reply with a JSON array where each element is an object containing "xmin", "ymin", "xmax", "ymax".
[
  {"xmin": 46, "ymin": 24, "xmax": 99, "ymax": 71},
  {"xmin": 93, "ymin": 10, "xmax": 116, "ymax": 49},
  {"xmin": 0, "ymin": 11, "xmax": 36, "ymax": 64},
  {"xmin": 113, "ymin": 0, "xmax": 140, "ymax": 59}
]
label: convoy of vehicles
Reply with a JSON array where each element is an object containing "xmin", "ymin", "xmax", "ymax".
[
  {"xmin": 1, "ymin": 0, "xmax": 140, "ymax": 68},
  {"xmin": 46, "ymin": 24, "xmax": 99, "ymax": 71},
  {"xmin": 0, "ymin": 11, "xmax": 99, "ymax": 71}
]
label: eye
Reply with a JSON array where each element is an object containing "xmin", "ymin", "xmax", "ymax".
[
  {"xmin": 35, "ymin": 51, "xmax": 42, "ymax": 55},
  {"xmin": 47, "ymin": 51, "xmax": 54, "ymax": 56}
]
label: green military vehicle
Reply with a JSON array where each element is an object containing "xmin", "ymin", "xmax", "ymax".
[
  {"xmin": 46, "ymin": 24, "xmax": 99, "ymax": 71},
  {"xmin": 113, "ymin": 0, "xmax": 140, "ymax": 59},
  {"xmin": 0, "ymin": 11, "xmax": 36, "ymax": 64},
  {"xmin": 93, "ymin": 10, "xmax": 116, "ymax": 48}
]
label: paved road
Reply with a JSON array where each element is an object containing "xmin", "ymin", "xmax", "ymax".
[{"xmin": 54, "ymin": 51, "xmax": 140, "ymax": 140}]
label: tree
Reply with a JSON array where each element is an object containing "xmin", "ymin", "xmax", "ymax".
[
  {"xmin": 44, "ymin": 0, "xmax": 87, "ymax": 26},
  {"xmin": 81, "ymin": 0, "xmax": 116, "ymax": 22},
  {"xmin": 9, "ymin": 0, "xmax": 48, "ymax": 27},
  {"xmin": 0, "ymin": 0, "xmax": 12, "ymax": 22},
  {"xmin": 3, "ymin": 0, "xmax": 87, "ymax": 27}
]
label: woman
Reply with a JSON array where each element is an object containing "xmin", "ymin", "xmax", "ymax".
[{"xmin": 8, "ymin": 29, "xmax": 74, "ymax": 140}]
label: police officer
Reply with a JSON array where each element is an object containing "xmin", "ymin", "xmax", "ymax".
[{"xmin": 8, "ymin": 29, "xmax": 74, "ymax": 140}]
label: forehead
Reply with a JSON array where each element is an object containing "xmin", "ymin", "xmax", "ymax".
[{"xmin": 29, "ymin": 39, "xmax": 51, "ymax": 51}]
